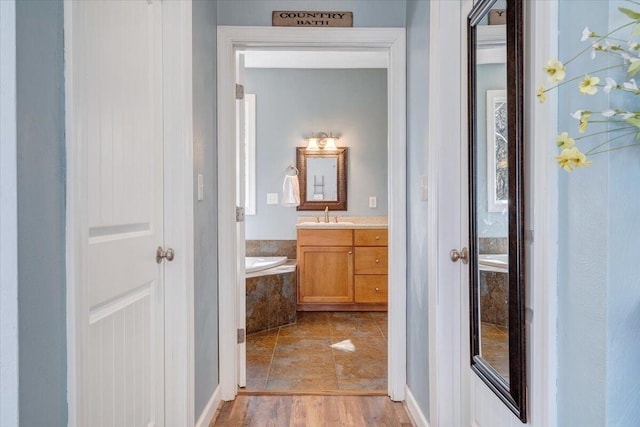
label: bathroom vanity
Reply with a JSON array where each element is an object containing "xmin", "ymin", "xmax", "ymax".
[{"xmin": 295, "ymin": 218, "xmax": 388, "ymax": 311}]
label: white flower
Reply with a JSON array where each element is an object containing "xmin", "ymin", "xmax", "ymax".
[
  {"xmin": 591, "ymin": 44, "xmax": 600, "ymax": 59},
  {"xmin": 604, "ymin": 77, "xmax": 617, "ymax": 93},
  {"xmin": 629, "ymin": 40, "xmax": 639, "ymax": 49},
  {"xmin": 602, "ymin": 109, "xmax": 616, "ymax": 118},
  {"xmin": 581, "ymin": 27, "xmax": 592, "ymax": 42},
  {"xmin": 571, "ymin": 110, "xmax": 584, "ymax": 120},
  {"xmin": 622, "ymin": 112, "xmax": 635, "ymax": 119},
  {"xmin": 624, "ymin": 78, "xmax": 638, "ymax": 91}
]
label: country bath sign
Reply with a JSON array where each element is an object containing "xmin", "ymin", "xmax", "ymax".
[{"xmin": 272, "ymin": 11, "xmax": 353, "ymax": 27}]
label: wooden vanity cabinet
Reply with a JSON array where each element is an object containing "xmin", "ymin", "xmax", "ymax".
[{"xmin": 296, "ymin": 228, "xmax": 388, "ymax": 311}]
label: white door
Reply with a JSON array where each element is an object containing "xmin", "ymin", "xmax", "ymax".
[
  {"xmin": 235, "ymin": 53, "xmax": 247, "ymax": 388},
  {"xmin": 73, "ymin": 1, "xmax": 166, "ymax": 425}
]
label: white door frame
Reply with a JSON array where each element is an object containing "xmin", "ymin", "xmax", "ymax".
[
  {"xmin": 64, "ymin": 2, "xmax": 194, "ymax": 426},
  {"xmin": 427, "ymin": 1, "xmax": 558, "ymax": 426},
  {"xmin": 217, "ymin": 26, "xmax": 407, "ymax": 401},
  {"xmin": 0, "ymin": 1, "xmax": 19, "ymax": 425}
]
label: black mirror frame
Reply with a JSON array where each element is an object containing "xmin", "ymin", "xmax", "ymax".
[
  {"xmin": 468, "ymin": 0, "xmax": 527, "ymax": 422},
  {"xmin": 296, "ymin": 147, "xmax": 348, "ymax": 211}
]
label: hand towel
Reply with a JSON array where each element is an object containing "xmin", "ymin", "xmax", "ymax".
[{"xmin": 281, "ymin": 174, "xmax": 300, "ymax": 207}]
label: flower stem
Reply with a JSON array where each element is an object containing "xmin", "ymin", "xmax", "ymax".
[
  {"xmin": 565, "ymin": 22, "xmax": 635, "ymax": 65},
  {"xmin": 575, "ymin": 126, "xmax": 635, "ymax": 140},
  {"xmin": 543, "ymin": 64, "xmax": 626, "ymax": 93},
  {"xmin": 585, "ymin": 130, "xmax": 640, "ymax": 154},
  {"xmin": 589, "ymin": 142, "xmax": 640, "ymax": 156}
]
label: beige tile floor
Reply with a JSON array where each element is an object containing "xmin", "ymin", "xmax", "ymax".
[
  {"xmin": 480, "ymin": 322, "xmax": 509, "ymax": 381},
  {"xmin": 245, "ymin": 311, "xmax": 388, "ymax": 391}
]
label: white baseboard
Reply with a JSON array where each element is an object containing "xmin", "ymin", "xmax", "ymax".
[
  {"xmin": 405, "ymin": 385, "xmax": 430, "ymax": 427},
  {"xmin": 195, "ymin": 384, "xmax": 222, "ymax": 427}
]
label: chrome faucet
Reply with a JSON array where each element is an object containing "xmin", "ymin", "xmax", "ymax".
[{"xmin": 324, "ymin": 206, "xmax": 329, "ymax": 223}]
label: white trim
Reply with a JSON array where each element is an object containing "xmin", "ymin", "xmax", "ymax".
[
  {"xmin": 404, "ymin": 386, "xmax": 430, "ymax": 427},
  {"xmin": 195, "ymin": 385, "xmax": 222, "ymax": 427},
  {"xmin": 161, "ymin": 2, "xmax": 194, "ymax": 425},
  {"xmin": 527, "ymin": 1, "xmax": 559, "ymax": 426},
  {"xmin": 0, "ymin": 2, "xmax": 19, "ymax": 426},
  {"xmin": 244, "ymin": 93, "xmax": 256, "ymax": 216},
  {"xmin": 64, "ymin": 2, "xmax": 194, "ymax": 425},
  {"xmin": 217, "ymin": 26, "xmax": 407, "ymax": 401}
]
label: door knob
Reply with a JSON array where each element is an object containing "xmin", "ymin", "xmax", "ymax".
[
  {"xmin": 449, "ymin": 247, "xmax": 469, "ymax": 264},
  {"xmin": 156, "ymin": 246, "xmax": 175, "ymax": 264}
]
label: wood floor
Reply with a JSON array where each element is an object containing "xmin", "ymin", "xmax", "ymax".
[{"xmin": 211, "ymin": 395, "xmax": 415, "ymax": 426}]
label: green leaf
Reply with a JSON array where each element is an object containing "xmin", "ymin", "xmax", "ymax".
[
  {"xmin": 629, "ymin": 60, "xmax": 640, "ymax": 76},
  {"xmin": 625, "ymin": 117, "xmax": 640, "ymax": 128},
  {"xmin": 619, "ymin": 7, "xmax": 640, "ymax": 21},
  {"xmin": 633, "ymin": 25, "xmax": 640, "ymax": 36}
]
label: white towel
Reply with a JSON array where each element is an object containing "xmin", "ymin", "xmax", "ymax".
[{"xmin": 281, "ymin": 174, "xmax": 300, "ymax": 207}]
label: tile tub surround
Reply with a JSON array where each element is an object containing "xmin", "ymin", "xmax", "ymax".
[
  {"xmin": 479, "ymin": 270, "xmax": 508, "ymax": 327},
  {"xmin": 246, "ymin": 240, "xmax": 297, "ymax": 260},
  {"xmin": 478, "ymin": 237, "xmax": 508, "ymax": 254},
  {"xmin": 246, "ymin": 265, "xmax": 297, "ymax": 334},
  {"xmin": 245, "ymin": 311, "xmax": 388, "ymax": 391}
]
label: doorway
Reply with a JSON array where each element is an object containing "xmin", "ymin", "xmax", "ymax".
[
  {"xmin": 217, "ymin": 26, "xmax": 406, "ymax": 402},
  {"xmin": 240, "ymin": 55, "xmax": 389, "ymax": 392}
]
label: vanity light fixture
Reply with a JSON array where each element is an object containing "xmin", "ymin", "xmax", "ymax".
[{"xmin": 305, "ymin": 132, "xmax": 339, "ymax": 151}]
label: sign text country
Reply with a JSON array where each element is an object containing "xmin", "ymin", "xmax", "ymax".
[{"xmin": 272, "ymin": 11, "xmax": 353, "ymax": 27}]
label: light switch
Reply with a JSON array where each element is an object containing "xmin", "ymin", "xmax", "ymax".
[
  {"xmin": 197, "ymin": 174, "xmax": 204, "ymax": 201},
  {"xmin": 369, "ymin": 196, "xmax": 377, "ymax": 208},
  {"xmin": 266, "ymin": 193, "xmax": 279, "ymax": 205}
]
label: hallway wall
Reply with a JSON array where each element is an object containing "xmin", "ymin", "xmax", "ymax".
[
  {"xmin": 406, "ymin": 0, "xmax": 431, "ymax": 421},
  {"xmin": 16, "ymin": 0, "xmax": 67, "ymax": 425},
  {"xmin": 557, "ymin": 1, "xmax": 640, "ymax": 425},
  {"xmin": 193, "ymin": 0, "xmax": 219, "ymax": 419}
]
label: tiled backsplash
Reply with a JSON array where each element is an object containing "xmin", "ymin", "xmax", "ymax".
[{"xmin": 246, "ymin": 240, "xmax": 297, "ymax": 260}]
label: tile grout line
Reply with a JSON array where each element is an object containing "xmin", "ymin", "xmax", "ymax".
[{"xmin": 263, "ymin": 327, "xmax": 280, "ymax": 389}]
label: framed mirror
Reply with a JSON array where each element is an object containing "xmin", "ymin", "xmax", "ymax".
[
  {"xmin": 468, "ymin": 0, "xmax": 526, "ymax": 422},
  {"xmin": 296, "ymin": 147, "xmax": 348, "ymax": 210}
]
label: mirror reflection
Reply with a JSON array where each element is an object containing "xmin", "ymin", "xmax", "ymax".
[
  {"xmin": 474, "ymin": 18, "xmax": 509, "ymax": 383},
  {"xmin": 306, "ymin": 157, "xmax": 338, "ymax": 201}
]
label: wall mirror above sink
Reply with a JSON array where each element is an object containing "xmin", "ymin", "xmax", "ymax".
[
  {"xmin": 296, "ymin": 145, "xmax": 348, "ymax": 211},
  {"xmin": 468, "ymin": 0, "xmax": 526, "ymax": 422}
]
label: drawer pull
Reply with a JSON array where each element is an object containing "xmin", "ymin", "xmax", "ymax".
[
  {"xmin": 375, "ymin": 259, "xmax": 380, "ymax": 263},
  {"xmin": 375, "ymin": 287, "xmax": 381, "ymax": 292},
  {"xmin": 348, "ymin": 251, "xmax": 353, "ymax": 255},
  {"xmin": 375, "ymin": 235, "xmax": 380, "ymax": 240}
]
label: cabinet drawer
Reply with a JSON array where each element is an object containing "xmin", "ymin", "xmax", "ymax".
[
  {"xmin": 354, "ymin": 275, "xmax": 388, "ymax": 303},
  {"xmin": 354, "ymin": 247, "xmax": 388, "ymax": 274},
  {"xmin": 297, "ymin": 229, "xmax": 353, "ymax": 246},
  {"xmin": 354, "ymin": 229, "xmax": 388, "ymax": 246}
]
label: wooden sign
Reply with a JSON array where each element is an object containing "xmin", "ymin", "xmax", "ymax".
[{"xmin": 272, "ymin": 11, "xmax": 353, "ymax": 27}]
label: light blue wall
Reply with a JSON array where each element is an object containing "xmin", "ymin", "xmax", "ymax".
[
  {"xmin": 558, "ymin": 1, "xmax": 640, "ymax": 425},
  {"xmin": 217, "ymin": 0, "xmax": 406, "ymax": 27},
  {"xmin": 603, "ymin": 2, "xmax": 640, "ymax": 424},
  {"xmin": 406, "ymin": 0, "xmax": 430, "ymax": 421},
  {"xmin": 476, "ymin": 63, "xmax": 507, "ymax": 238},
  {"xmin": 193, "ymin": 0, "xmax": 219, "ymax": 419},
  {"xmin": 16, "ymin": 0, "xmax": 67, "ymax": 425},
  {"xmin": 244, "ymin": 68, "xmax": 388, "ymax": 240}
]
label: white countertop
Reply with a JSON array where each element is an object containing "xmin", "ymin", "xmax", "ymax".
[{"xmin": 295, "ymin": 216, "xmax": 388, "ymax": 229}]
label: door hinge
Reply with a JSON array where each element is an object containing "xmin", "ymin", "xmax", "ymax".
[
  {"xmin": 235, "ymin": 83, "xmax": 244, "ymax": 100},
  {"xmin": 236, "ymin": 206, "xmax": 245, "ymax": 222},
  {"xmin": 237, "ymin": 328, "xmax": 245, "ymax": 344}
]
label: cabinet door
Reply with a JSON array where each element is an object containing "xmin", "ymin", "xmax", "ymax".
[{"xmin": 298, "ymin": 246, "xmax": 353, "ymax": 303}]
